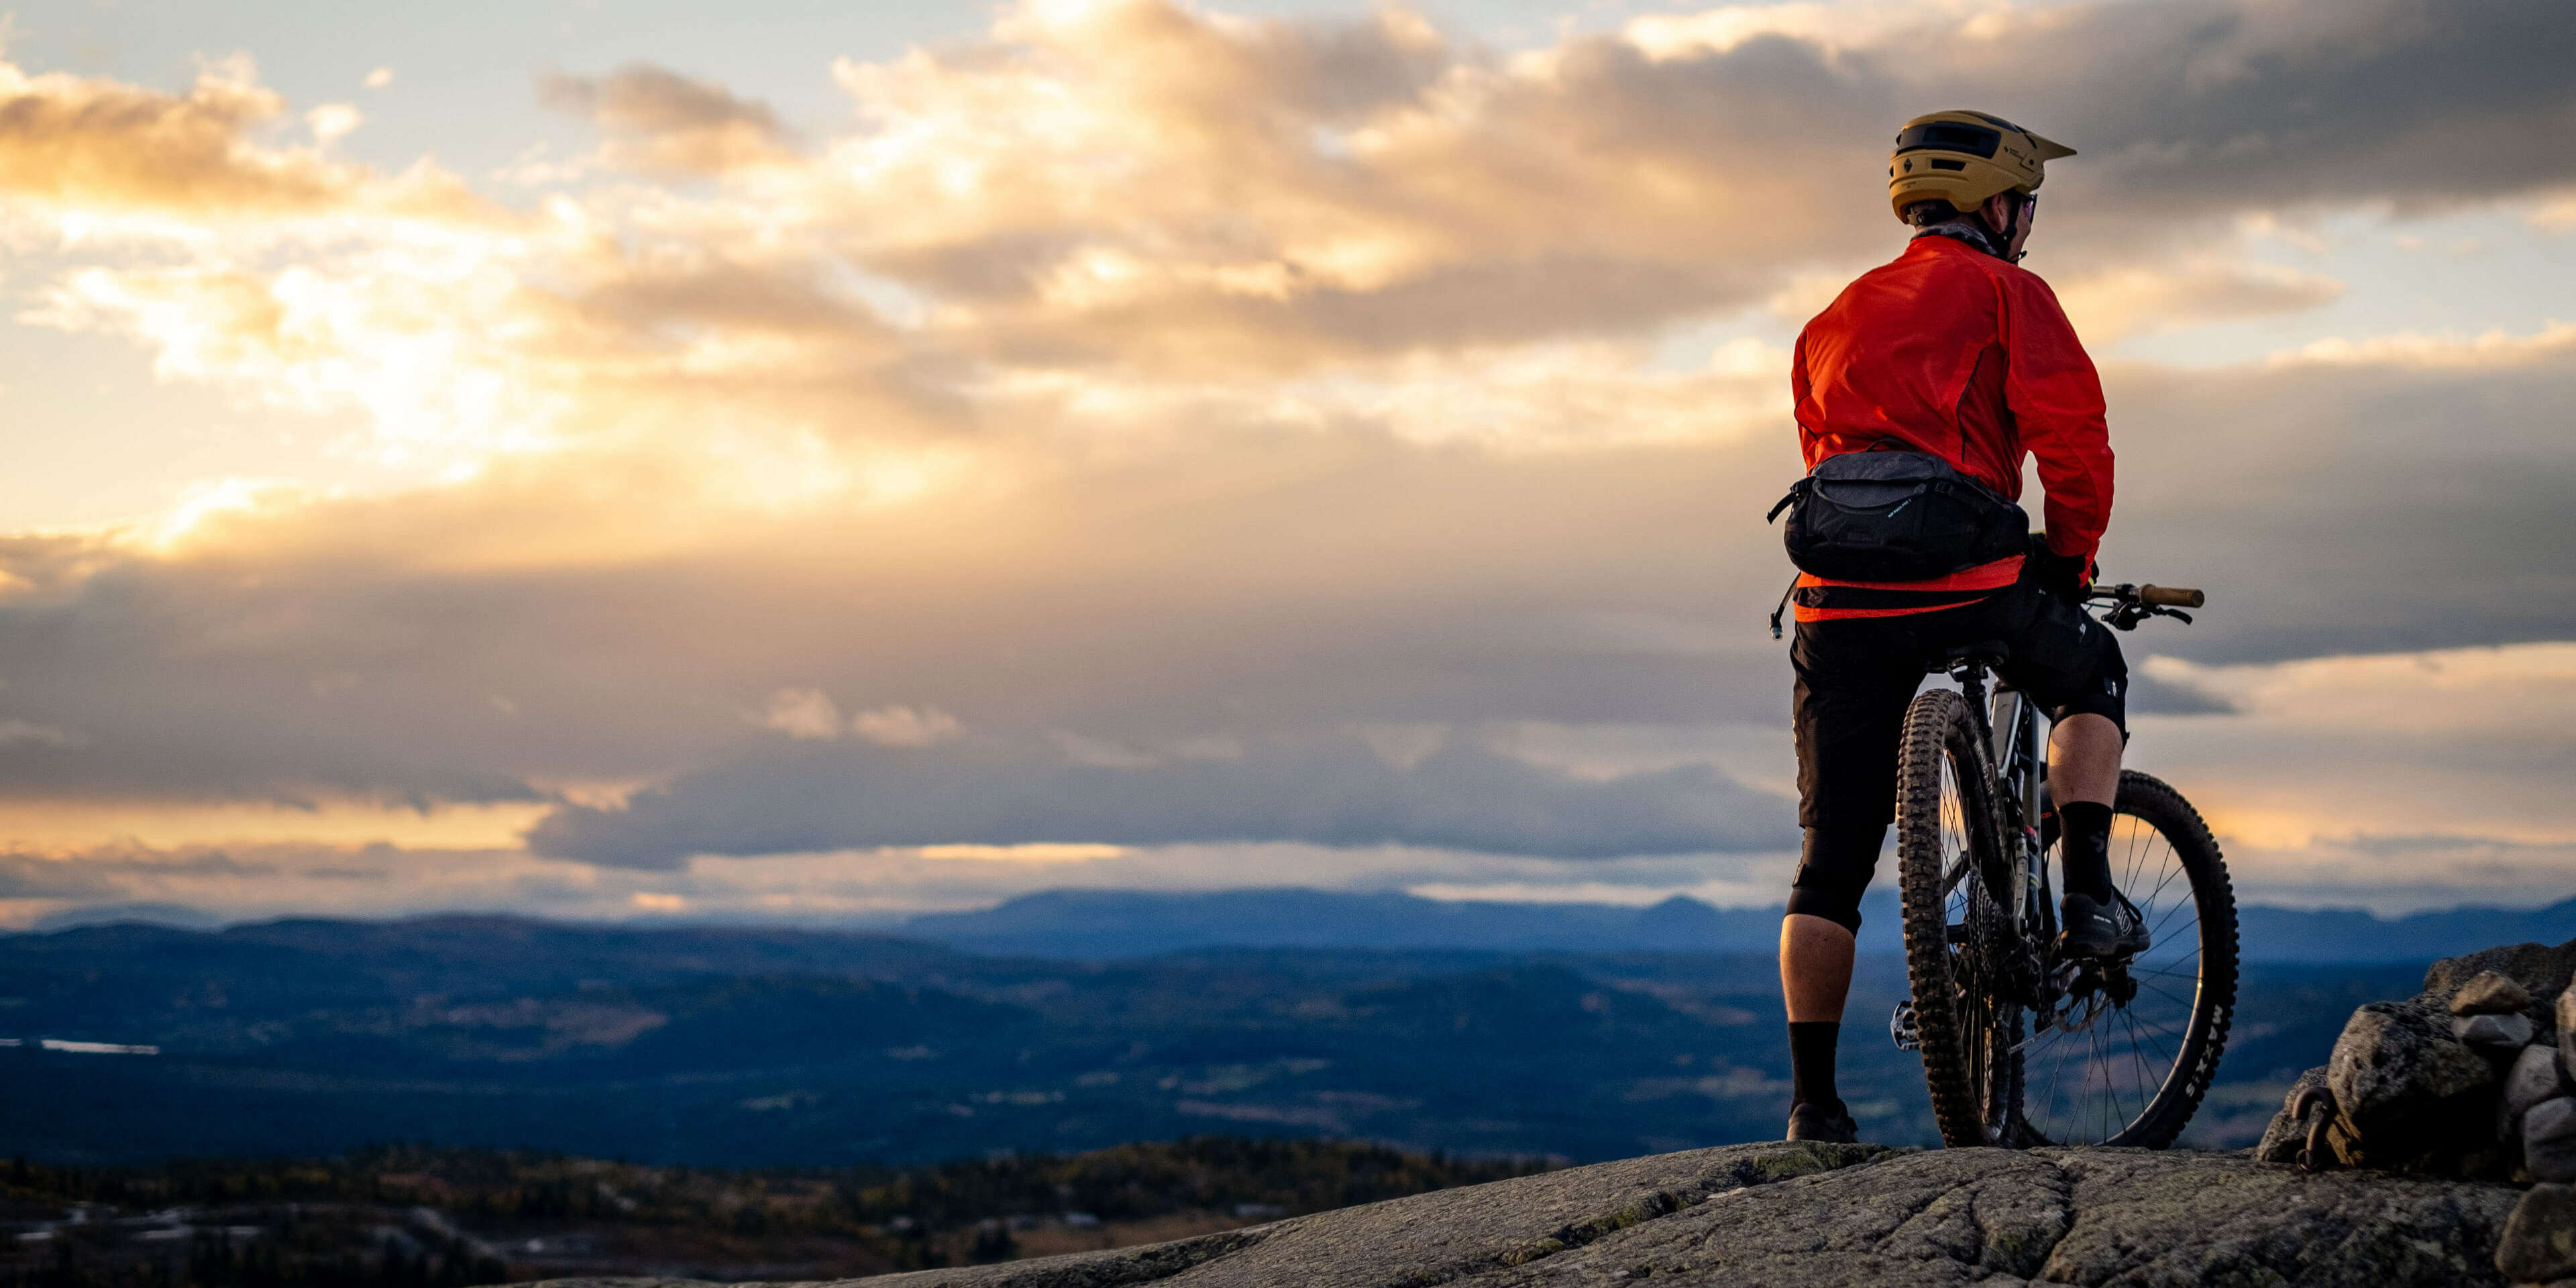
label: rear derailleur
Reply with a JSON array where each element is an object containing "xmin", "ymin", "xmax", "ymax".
[{"xmin": 2032, "ymin": 955, "xmax": 2137, "ymax": 1036}]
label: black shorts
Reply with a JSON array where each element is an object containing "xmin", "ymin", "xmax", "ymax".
[{"xmin": 1791, "ymin": 564, "xmax": 2127, "ymax": 830}]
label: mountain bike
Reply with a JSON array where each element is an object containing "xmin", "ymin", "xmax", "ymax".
[{"xmin": 1888, "ymin": 582, "xmax": 2237, "ymax": 1148}]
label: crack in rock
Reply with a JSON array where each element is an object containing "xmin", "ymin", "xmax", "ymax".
[
  {"xmin": 1442, "ymin": 1148, "xmax": 2514, "ymax": 1287},
  {"xmin": 1872, "ymin": 1152, "xmax": 2072, "ymax": 1280}
]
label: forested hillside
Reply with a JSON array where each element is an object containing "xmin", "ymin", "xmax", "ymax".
[
  {"xmin": 0, "ymin": 916, "xmax": 2422, "ymax": 1167},
  {"xmin": 0, "ymin": 1139, "xmax": 1550, "ymax": 1287}
]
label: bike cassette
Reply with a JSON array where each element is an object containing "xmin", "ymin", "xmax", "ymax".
[
  {"xmin": 1889, "ymin": 1000, "xmax": 1923, "ymax": 1053},
  {"xmin": 2034, "ymin": 955, "xmax": 2143, "ymax": 1037}
]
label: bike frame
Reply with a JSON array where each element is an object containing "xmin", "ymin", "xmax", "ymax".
[
  {"xmin": 1944, "ymin": 660, "xmax": 2055, "ymax": 954},
  {"xmin": 1942, "ymin": 580, "xmax": 2194, "ymax": 1026},
  {"xmin": 1900, "ymin": 581, "xmax": 2210, "ymax": 1146}
]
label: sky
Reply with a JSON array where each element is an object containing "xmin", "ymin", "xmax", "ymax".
[{"xmin": 0, "ymin": 0, "xmax": 2571, "ymax": 930}]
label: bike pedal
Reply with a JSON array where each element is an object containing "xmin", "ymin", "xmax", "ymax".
[{"xmin": 1890, "ymin": 1000, "xmax": 1922, "ymax": 1053}]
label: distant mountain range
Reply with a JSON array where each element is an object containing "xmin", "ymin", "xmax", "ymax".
[
  {"xmin": 900, "ymin": 888, "xmax": 1823, "ymax": 957},
  {"xmin": 896, "ymin": 887, "xmax": 2576, "ymax": 963},
  {"xmin": 38, "ymin": 887, "xmax": 2576, "ymax": 963},
  {"xmin": 0, "ymin": 911, "xmax": 2429, "ymax": 1167}
]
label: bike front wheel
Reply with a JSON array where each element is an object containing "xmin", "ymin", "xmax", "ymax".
[
  {"xmin": 2017, "ymin": 769, "xmax": 2238, "ymax": 1148},
  {"xmin": 1894, "ymin": 687, "xmax": 2023, "ymax": 1147}
]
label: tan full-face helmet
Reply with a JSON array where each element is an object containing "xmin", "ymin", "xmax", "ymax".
[{"xmin": 1887, "ymin": 110, "xmax": 2077, "ymax": 222}]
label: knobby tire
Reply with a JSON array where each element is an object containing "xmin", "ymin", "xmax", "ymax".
[
  {"xmin": 1898, "ymin": 694, "xmax": 2240, "ymax": 1148},
  {"xmin": 1894, "ymin": 688, "xmax": 2019, "ymax": 1147},
  {"xmin": 2038, "ymin": 769, "xmax": 2238, "ymax": 1148}
]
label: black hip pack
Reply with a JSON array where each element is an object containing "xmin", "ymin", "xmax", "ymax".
[{"xmin": 1767, "ymin": 449, "xmax": 2029, "ymax": 582}]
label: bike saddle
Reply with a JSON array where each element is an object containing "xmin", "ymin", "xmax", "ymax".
[{"xmin": 1925, "ymin": 639, "xmax": 2010, "ymax": 675}]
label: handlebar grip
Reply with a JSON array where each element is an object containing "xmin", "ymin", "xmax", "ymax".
[{"xmin": 2139, "ymin": 585, "xmax": 2205, "ymax": 608}]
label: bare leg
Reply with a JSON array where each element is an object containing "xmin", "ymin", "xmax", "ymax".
[
  {"xmin": 2050, "ymin": 712, "xmax": 2133, "ymax": 930},
  {"xmin": 2048, "ymin": 712, "xmax": 2122, "ymax": 806},
  {"xmin": 1780, "ymin": 912, "xmax": 1856, "ymax": 1022}
]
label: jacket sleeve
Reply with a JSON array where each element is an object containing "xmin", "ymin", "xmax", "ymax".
[
  {"xmin": 1788, "ymin": 325, "xmax": 1817, "ymax": 466},
  {"xmin": 1998, "ymin": 274, "xmax": 2113, "ymax": 565}
]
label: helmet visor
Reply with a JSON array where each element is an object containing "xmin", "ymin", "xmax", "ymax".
[{"xmin": 1893, "ymin": 121, "xmax": 2000, "ymax": 158}]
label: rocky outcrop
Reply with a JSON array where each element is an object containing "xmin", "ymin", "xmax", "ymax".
[
  {"xmin": 521, "ymin": 1140, "xmax": 2524, "ymax": 1287},
  {"xmin": 514, "ymin": 941, "xmax": 2576, "ymax": 1288},
  {"xmin": 2255, "ymin": 938, "xmax": 2576, "ymax": 1284}
]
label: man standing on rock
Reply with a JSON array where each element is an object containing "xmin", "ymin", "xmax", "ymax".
[{"xmin": 1774, "ymin": 111, "xmax": 2135, "ymax": 1144}]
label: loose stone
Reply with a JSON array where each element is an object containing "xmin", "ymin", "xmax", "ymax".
[
  {"xmin": 2502, "ymin": 1042, "xmax": 2572, "ymax": 1140},
  {"xmin": 2452, "ymin": 969, "xmax": 2535, "ymax": 1016},
  {"xmin": 2456, "ymin": 1012, "xmax": 2538, "ymax": 1049},
  {"xmin": 2562, "ymin": 987, "xmax": 2576, "ymax": 1081},
  {"xmin": 2496, "ymin": 1183, "xmax": 2576, "ymax": 1283},
  {"xmin": 2527, "ymin": 1096, "xmax": 2576, "ymax": 1183}
]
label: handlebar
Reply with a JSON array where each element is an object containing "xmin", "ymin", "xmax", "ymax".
[{"xmin": 2084, "ymin": 581, "xmax": 2206, "ymax": 631}]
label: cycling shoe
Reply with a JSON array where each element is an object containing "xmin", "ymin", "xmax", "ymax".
[
  {"xmin": 1786, "ymin": 1100, "xmax": 1860, "ymax": 1144},
  {"xmin": 2059, "ymin": 892, "xmax": 2150, "ymax": 959}
]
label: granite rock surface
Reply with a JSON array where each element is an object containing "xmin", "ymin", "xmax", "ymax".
[{"xmin": 515, "ymin": 1140, "xmax": 2527, "ymax": 1288}]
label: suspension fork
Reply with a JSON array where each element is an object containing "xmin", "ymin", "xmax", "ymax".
[
  {"xmin": 1949, "ymin": 665, "xmax": 2021, "ymax": 911},
  {"xmin": 1984, "ymin": 680, "xmax": 2047, "ymax": 936}
]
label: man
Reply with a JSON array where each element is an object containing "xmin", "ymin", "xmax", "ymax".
[{"xmin": 1776, "ymin": 111, "xmax": 2137, "ymax": 1144}]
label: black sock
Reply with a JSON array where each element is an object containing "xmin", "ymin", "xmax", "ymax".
[
  {"xmin": 2059, "ymin": 801, "xmax": 2116, "ymax": 902},
  {"xmin": 1788, "ymin": 1020, "xmax": 1841, "ymax": 1114}
]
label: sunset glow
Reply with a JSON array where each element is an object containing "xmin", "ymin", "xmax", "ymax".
[{"xmin": 2, "ymin": 0, "xmax": 2572, "ymax": 929}]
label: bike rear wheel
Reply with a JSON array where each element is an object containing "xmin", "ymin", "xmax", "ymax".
[
  {"xmin": 1894, "ymin": 688, "xmax": 2023, "ymax": 1147},
  {"xmin": 2017, "ymin": 769, "xmax": 2238, "ymax": 1147}
]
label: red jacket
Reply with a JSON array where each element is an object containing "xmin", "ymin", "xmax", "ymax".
[{"xmin": 1792, "ymin": 235, "xmax": 2113, "ymax": 584}]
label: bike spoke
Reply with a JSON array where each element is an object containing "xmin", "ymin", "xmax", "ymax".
[
  {"xmin": 2039, "ymin": 1024, "xmax": 2074, "ymax": 1142},
  {"xmin": 2125, "ymin": 1016, "xmax": 2184, "ymax": 1062},
  {"xmin": 2099, "ymin": 1022, "xmax": 2129, "ymax": 1137},
  {"xmin": 2148, "ymin": 896, "xmax": 2196, "ymax": 943},
  {"xmin": 2124, "ymin": 1009, "xmax": 2176, "ymax": 1067},
  {"xmin": 2135, "ymin": 980, "xmax": 2196, "ymax": 1010},
  {"xmin": 2125, "ymin": 1010, "xmax": 2170, "ymax": 1112},
  {"xmin": 2136, "ymin": 860, "xmax": 2187, "ymax": 917},
  {"xmin": 2127, "ymin": 1022, "xmax": 2153, "ymax": 1120}
]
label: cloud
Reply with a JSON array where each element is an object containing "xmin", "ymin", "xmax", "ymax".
[
  {"xmin": 2096, "ymin": 330, "xmax": 2576, "ymax": 661},
  {"xmin": 2129, "ymin": 643, "xmax": 2576, "ymax": 909},
  {"xmin": 0, "ymin": 839, "xmax": 557, "ymax": 929},
  {"xmin": 1860, "ymin": 0, "xmax": 2576, "ymax": 219},
  {"xmin": 0, "ymin": 834, "xmax": 1792, "ymax": 928},
  {"xmin": 853, "ymin": 705, "xmax": 964, "ymax": 747},
  {"xmin": 14, "ymin": 0, "xmax": 2567, "ymax": 495},
  {"xmin": 0, "ymin": 420, "xmax": 1805, "ymax": 820},
  {"xmin": 2265, "ymin": 320, "xmax": 2576, "ymax": 371},
  {"xmin": 0, "ymin": 0, "xmax": 2569, "ymax": 914},
  {"xmin": 752, "ymin": 688, "xmax": 843, "ymax": 740},
  {"xmin": 0, "ymin": 842, "xmax": 276, "ymax": 900},
  {"xmin": 0, "ymin": 853, "xmax": 116, "ymax": 898},
  {"xmin": 0, "ymin": 720, "xmax": 72, "ymax": 746},
  {"xmin": 0, "ymin": 58, "xmax": 345, "ymax": 213},
  {"xmin": 0, "ymin": 325, "xmax": 2569, "ymax": 838},
  {"xmin": 748, "ymin": 692, "xmax": 963, "ymax": 745},
  {"xmin": 0, "ymin": 56, "xmax": 480, "ymax": 221},
  {"xmin": 738, "ymin": 0, "xmax": 2573, "ymax": 369},
  {"xmin": 540, "ymin": 64, "xmax": 793, "ymax": 174},
  {"xmin": 2531, "ymin": 189, "xmax": 2576, "ymax": 232},
  {"xmin": 523, "ymin": 734, "xmax": 1798, "ymax": 870},
  {"xmin": 2053, "ymin": 258, "xmax": 2343, "ymax": 345}
]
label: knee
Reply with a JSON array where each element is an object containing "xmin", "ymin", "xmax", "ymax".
[
  {"xmin": 2051, "ymin": 711, "xmax": 2125, "ymax": 751},
  {"xmin": 1786, "ymin": 823, "xmax": 1885, "ymax": 934}
]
